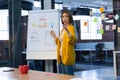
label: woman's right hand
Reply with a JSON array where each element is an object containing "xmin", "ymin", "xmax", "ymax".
[{"xmin": 50, "ymin": 30, "xmax": 57, "ymax": 39}]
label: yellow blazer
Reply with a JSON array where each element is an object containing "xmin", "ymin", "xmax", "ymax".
[{"xmin": 55, "ymin": 24, "xmax": 76, "ymax": 65}]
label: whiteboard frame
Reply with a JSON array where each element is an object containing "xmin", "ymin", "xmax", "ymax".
[{"xmin": 26, "ymin": 9, "xmax": 60, "ymax": 60}]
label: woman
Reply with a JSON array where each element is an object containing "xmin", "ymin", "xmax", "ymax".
[{"xmin": 51, "ymin": 9, "xmax": 76, "ymax": 75}]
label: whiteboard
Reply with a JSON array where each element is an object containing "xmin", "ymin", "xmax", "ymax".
[
  {"xmin": 73, "ymin": 16, "xmax": 102, "ymax": 40},
  {"xmin": 26, "ymin": 9, "xmax": 60, "ymax": 60}
]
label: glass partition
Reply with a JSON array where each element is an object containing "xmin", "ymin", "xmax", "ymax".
[{"xmin": 62, "ymin": 1, "xmax": 114, "ymax": 80}]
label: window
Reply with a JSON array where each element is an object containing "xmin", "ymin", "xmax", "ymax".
[{"xmin": 0, "ymin": 10, "xmax": 9, "ymax": 40}]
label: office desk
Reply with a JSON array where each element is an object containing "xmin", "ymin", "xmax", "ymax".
[
  {"xmin": 0, "ymin": 67, "xmax": 75, "ymax": 80},
  {"xmin": 75, "ymin": 48, "xmax": 112, "ymax": 63}
]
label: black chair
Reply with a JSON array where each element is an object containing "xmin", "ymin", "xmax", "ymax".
[{"xmin": 94, "ymin": 43, "xmax": 105, "ymax": 62}]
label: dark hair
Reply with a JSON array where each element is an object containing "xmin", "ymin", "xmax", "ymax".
[{"xmin": 61, "ymin": 9, "xmax": 73, "ymax": 25}]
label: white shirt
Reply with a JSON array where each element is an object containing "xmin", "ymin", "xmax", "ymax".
[{"xmin": 59, "ymin": 30, "xmax": 65, "ymax": 56}]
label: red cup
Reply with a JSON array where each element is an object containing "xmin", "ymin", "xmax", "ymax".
[{"xmin": 19, "ymin": 65, "xmax": 29, "ymax": 74}]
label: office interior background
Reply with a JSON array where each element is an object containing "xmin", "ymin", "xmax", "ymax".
[{"xmin": 0, "ymin": 0, "xmax": 120, "ymax": 79}]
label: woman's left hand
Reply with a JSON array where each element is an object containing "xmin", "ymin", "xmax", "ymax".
[{"xmin": 63, "ymin": 25, "xmax": 68, "ymax": 31}]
